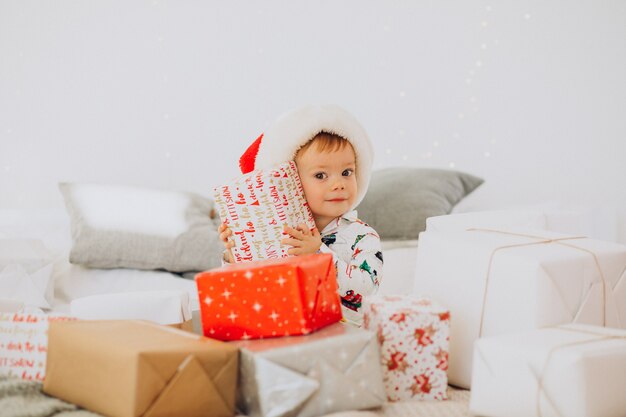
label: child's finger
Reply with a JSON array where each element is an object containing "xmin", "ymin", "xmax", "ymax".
[
  {"xmin": 287, "ymin": 247, "xmax": 301, "ymax": 256},
  {"xmin": 297, "ymin": 223, "xmax": 311, "ymax": 236},
  {"xmin": 281, "ymin": 237, "xmax": 301, "ymax": 247},
  {"xmin": 284, "ymin": 225, "xmax": 304, "ymax": 240}
]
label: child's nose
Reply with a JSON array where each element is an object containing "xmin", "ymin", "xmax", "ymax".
[{"xmin": 332, "ymin": 179, "xmax": 345, "ymax": 190}]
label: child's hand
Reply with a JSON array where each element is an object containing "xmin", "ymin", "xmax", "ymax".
[
  {"xmin": 218, "ymin": 222, "xmax": 235, "ymax": 263},
  {"xmin": 281, "ymin": 224, "xmax": 321, "ymax": 256}
]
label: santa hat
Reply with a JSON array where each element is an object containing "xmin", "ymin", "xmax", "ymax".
[{"xmin": 239, "ymin": 104, "xmax": 373, "ymax": 210}]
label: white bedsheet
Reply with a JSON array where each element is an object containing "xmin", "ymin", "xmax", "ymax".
[{"xmin": 51, "ymin": 258, "xmax": 199, "ymax": 313}]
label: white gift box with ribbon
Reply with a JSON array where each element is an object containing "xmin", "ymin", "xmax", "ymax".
[
  {"xmin": 470, "ymin": 324, "xmax": 626, "ymax": 417},
  {"xmin": 413, "ymin": 229, "xmax": 626, "ymax": 388},
  {"xmin": 70, "ymin": 290, "xmax": 192, "ymax": 325}
]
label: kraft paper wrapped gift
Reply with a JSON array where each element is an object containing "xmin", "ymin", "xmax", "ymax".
[
  {"xmin": 70, "ymin": 290, "xmax": 192, "ymax": 325},
  {"xmin": 196, "ymin": 253, "xmax": 342, "ymax": 341},
  {"xmin": 362, "ymin": 295, "xmax": 450, "ymax": 401},
  {"xmin": 470, "ymin": 324, "xmax": 626, "ymax": 417},
  {"xmin": 232, "ymin": 322, "xmax": 386, "ymax": 417},
  {"xmin": 413, "ymin": 229, "xmax": 626, "ymax": 388},
  {"xmin": 43, "ymin": 320, "xmax": 238, "ymax": 417},
  {"xmin": 0, "ymin": 312, "xmax": 74, "ymax": 381},
  {"xmin": 213, "ymin": 160, "xmax": 315, "ymax": 262}
]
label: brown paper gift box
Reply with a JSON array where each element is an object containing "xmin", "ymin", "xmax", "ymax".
[{"xmin": 42, "ymin": 320, "xmax": 238, "ymax": 417}]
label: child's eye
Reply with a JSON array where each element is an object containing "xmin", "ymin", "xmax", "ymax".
[
  {"xmin": 314, "ymin": 172, "xmax": 327, "ymax": 180},
  {"xmin": 342, "ymin": 169, "xmax": 354, "ymax": 177}
]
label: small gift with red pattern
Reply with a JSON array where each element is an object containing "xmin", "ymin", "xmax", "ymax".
[
  {"xmin": 195, "ymin": 253, "xmax": 342, "ymax": 341},
  {"xmin": 213, "ymin": 160, "xmax": 315, "ymax": 263},
  {"xmin": 363, "ymin": 294, "xmax": 450, "ymax": 401}
]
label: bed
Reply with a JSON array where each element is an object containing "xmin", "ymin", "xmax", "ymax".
[{"xmin": 1, "ymin": 167, "xmax": 617, "ymax": 417}]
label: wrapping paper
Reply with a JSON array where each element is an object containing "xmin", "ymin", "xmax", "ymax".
[
  {"xmin": 0, "ymin": 312, "xmax": 75, "ymax": 381},
  {"xmin": 470, "ymin": 324, "xmax": 626, "ymax": 417},
  {"xmin": 214, "ymin": 161, "xmax": 315, "ymax": 262},
  {"xmin": 196, "ymin": 253, "xmax": 341, "ymax": 341},
  {"xmin": 43, "ymin": 320, "xmax": 238, "ymax": 417},
  {"xmin": 363, "ymin": 295, "xmax": 450, "ymax": 401},
  {"xmin": 70, "ymin": 290, "xmax": 192, "ymax": 325},
  {"xmin": 233, "ymin": 322, "xmax": 386, "ymax": 417},
  {"xmin": 413, "ymin": 229, "xmax": 626, "ymax": 388}
]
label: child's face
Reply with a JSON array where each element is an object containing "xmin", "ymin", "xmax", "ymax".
[{"xmin": 295, "ymin": 141, "xmax": 357, "ymax": 227}]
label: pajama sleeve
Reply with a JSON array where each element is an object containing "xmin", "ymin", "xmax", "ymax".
[{"xmin": 319, "ymin": 227, "xmax": 383, "ymax": 326}]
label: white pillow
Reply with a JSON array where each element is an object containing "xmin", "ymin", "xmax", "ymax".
[{"xmin": 59, "ymin": 183, "xmax": 223, "ymax": 272}]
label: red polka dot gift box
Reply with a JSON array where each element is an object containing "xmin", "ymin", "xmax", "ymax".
[
  {"xmin": 195, "ymin": 253, "xmax": 342, "ymax": 341},
  {"xmin": 362, "ymin": 294, "xmax": 450, "ymax": 401}
]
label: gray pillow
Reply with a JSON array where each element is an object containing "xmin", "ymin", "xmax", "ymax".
[
  {"xmin": 59, "ymin": 183, "xmax": 223, "ymax": 273},
  {"xmin": 356, "ymin": 168, "xmax": 483, "ymax": 240}
]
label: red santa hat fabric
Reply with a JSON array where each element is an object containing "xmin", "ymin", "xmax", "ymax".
[{"xmin": 239, "ymin": 104, "xmax": 374, "ymax": 210}]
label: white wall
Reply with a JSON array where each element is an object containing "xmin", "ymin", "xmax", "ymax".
[{"xmin": 1, "ymin": 1, "xmax": 625, "ymax": 242}]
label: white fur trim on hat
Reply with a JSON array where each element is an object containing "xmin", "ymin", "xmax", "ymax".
[{"xmin": 254, "ymin": 104, "xmax": 373, "ymax": 209}]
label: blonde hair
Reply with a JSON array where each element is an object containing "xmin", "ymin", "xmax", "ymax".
[{"xmin": 296, "ymin": 131, "xmax": 352, "ymax": 156}]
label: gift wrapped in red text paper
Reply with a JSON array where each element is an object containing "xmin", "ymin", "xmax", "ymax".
[
  {"xmin": 195, "ymin": 253, "xmax": 342, "ymax": 341},
  {"xmin": 0, "ymin": 312, "xmax": 75, "ymax": 381},
  {"xmin": 213, "ymin": 161, "xmax": 316, "ymax": 263}
]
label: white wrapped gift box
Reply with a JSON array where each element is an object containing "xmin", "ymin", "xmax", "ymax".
[
  {"xmin": 70, "ymin": 290, "xmax": 192, "ymax": 325},
  {"xmin": 413, "ymin": 229, "xmax": 626, "ymax": 388},
  {"xmin": 470, "ymin": 324, "xmax": 626, "ymax": 417}
]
